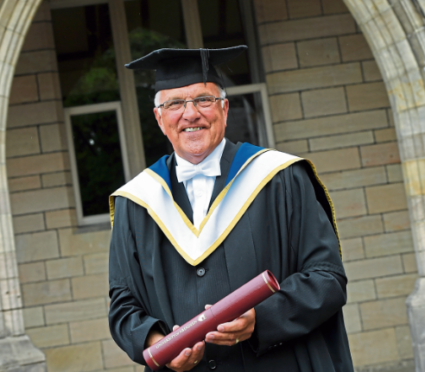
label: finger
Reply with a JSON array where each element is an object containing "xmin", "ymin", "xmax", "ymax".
[
  {"xmin": 205, "ymin": 331, "xmax": 240, "ymax": 346},
  {"xmin": 217, "ymin": 317, "xmax": 248, "ymax": 333},
  {"xmin": 173, "ymin": 325, "xmax": 180, "ymax": 331},
  {"xmin": 204, "ymin": 304, "xmax": 212, "ymax": 310},
  {"xmin": 186, "ymin": 341, "xmax": 205, "ymax": 366},
  {"xmin": 166, "ymin": 348, "xmax": 192, "ymax": 371}
]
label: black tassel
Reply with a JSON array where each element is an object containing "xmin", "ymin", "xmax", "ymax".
[{"xmin": 200, "ymin": 48, "xmax": 209, "ymax": 86}]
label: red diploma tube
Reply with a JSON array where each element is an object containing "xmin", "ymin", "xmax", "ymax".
[{"xmin": 143, "ymin": 270, "xmax": 280, "ymax": 370}]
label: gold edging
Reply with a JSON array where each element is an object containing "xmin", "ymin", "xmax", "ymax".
[
  {"xmin": 305, "ymin": 159, "xmax": 342, "ymax": 259},
  {"xmin": 262, "ymin": 273, "xmax": 275, "ymax": 293},
  {"xmin": 148, "ymin": 348, "xmax": 160, "ymax": 367}
]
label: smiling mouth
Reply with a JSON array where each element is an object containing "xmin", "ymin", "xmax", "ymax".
[{"xmin": 183, "ymin": 127, "xmax": 203, "ymax": 132}]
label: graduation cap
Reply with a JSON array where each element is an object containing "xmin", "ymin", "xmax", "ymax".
[{"xmin": 125, "ymin": 45, "xmax": 248, "ymax": 92}]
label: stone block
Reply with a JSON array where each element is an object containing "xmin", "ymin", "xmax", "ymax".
[
  {"xmin": 274, "ymin": 110, "xmax": 387, "ymax": 141},
  {"xmin": 23, "ymin": 306, "xmax": 44, "ymax": 329},
  {"xmin": 44, "ymin": 342, "xmax": 103, "ymax": 372},
  {"xmin": 362, "ymin": 60, "xmax": 383, "ymax": 82},
  {"xmin": 83, "ymin": 253, "xmax": 109, "ymax": 275},
  {"xmin": 15, "ymin": 231, "xmax": 59, "ymax": 264},
  {"xmin": 270, "ymin": 93, "xmax": 302, "ymax": 122},
  {"xmin": 302, "ymin": 87, "xmax": 347, "ymax": 118},
  {"xmin": 341, "ymin": 237, "xmax": 364, "ymax": 261},
  {"xmin": 27, "ymin": 324, "xmax": 69, "ymax": 348},
  {"xmin": 342, "ymin": 304, "xmax": 362, "ymax": 334},
  {"xmin": 13, "ymin": 214, "xmax": 45, "ymax": 234},
  {"xmin": 309, "ymin": 131, "xmax": 373, "ymax": 151},
  {"xmin": 275, "ymin": 140, "xmax": 308, "ymax": 155},
  {"xmin": 45, "ymin": 209, "xmax": 77, "ymax": 229},
  {"xmin": 344, "ymin": 255, "xmax": 403, "ymax": 281},
  {"xmin": 320, "ymin": 166, "xmax": 387, "ymax": 191},
  {"xmin": 365, "ymin": 183, "xmax": 407, "ymax": 214},
  {"xmin": 266, "ymin": 63, "xmax": 362, "ymax": 94},
  {"xmin": 15, "ymin": 50, "xmax": 57, "ymax": 75},
  {"xmin": 347, "ymin": 279, "xmax": 376, "ymax": 303},
  {"xmin": 360, "ymin": 298, "xmax": 408, "ymax": 330},
  {"xmin": 45, "ymin": 298, "xmax": 107, "ymax": 324},
  {"xmin": 11, "ymin": 187, "xmax": 74, "ymax": 215},
  {"xmin": 330, "ymin": 188, "xmax": 366, "ymax": 218},
  {"xmin": 59, "ymin": 228, "xmax": 111, "ymax": 257},
  {"xmin": 18, "ymin": 262, "xmax": 46, "ymax": 283},
  {"xmin": 375, "ymin": 128, "xmax": 397, "ymax": 143},
  {"xmin": 70, "ymin": 318, "xmax": 110, "ymax": 343},
  {"xmin": 7, "ymin": 152, "xmax": 70, "ymax": 178},
  {"xmin": 287, "ymin": 0, "xmax": 321, "ymax": 18},
  {"xmin": 402, "ymin": 253, "xmax": 418, "ymax": 273},
  {"xmin": 383, "ymin": 211, "xmax": 410, "ymax": 232},
  {"xmin": 360, "ymin": 142, "xmax": 401, "ymax": 167},
  {"xmin": 72, "ymin": 273, "xmax": 108, "ymax": 300},
  {"xmin": 41, "ymin": 171, "xmax": 72, "ymax": 188},
  {"xmin": 322, "ymin": 0, "xmax": 348, "ymax": 14},
  {"xmin": 297, "ymin": 38, "xmax": 340, "ymax": 68},
  {"xmin": 348, "ymin": 328, "xmax": 399, "ymax": 366},
  {"xmin": 395, "ymin": 325, "xmax": 414, "ymax": 359},
  {"xmin": 8, "ymin": 176, "xmax": 41, "ymax": 192},
  {"xmin": 387, "ymin": 108, "xmax": 394, "ymax": 127},
  {"xmin": 8, "ymin": 101, "xmax": 63, "ymax": 128},
  {"xmin": 46, "ymin": 257, "xmax": 83, "ymax": 280},
  {"xmin": 39, "ymin": 124, "xmax": 67, "ymax": 153},
  {"xmin": 262, "ymin": 43, "xmax": 297, "ymax": 73},
  {"xmin": 9, "ymin": 75, "xmax": 38, "ymax": 105},
  {"xmin": 22, "ymin": 279, "xmax": 71, "ymax": 306},
  {"xmin": 6, "ymin": 127, "xmax": 40, "ymax": 158},
  {"xmin": 33, "ymin": 1, "xmax": 51, "ymax": 21},
  {"xmin": 302, "ymin": 148, "xmax": 360, "ymax": 173},
  {"xmin": 37, "ymin": 73, "xmax": 61, "ymax": 101},
  {"xmin": 364, "ymin": 231, "xmax": 413, "ymax": 258},
  {"xmin": 337, "ymin": 215, "xmax": 384, "ymax": 239},
  {"xmin": 347, "ymin": 82, "xmax": 390, "ymax": 112},
  {"xmin": 387, "ymin": 164, "xmax": 403, "ymax": 183},
  {"xmin": 376, "ymin": 273, "xmax": 418, "ymax": 298},
  {"xmin": 339, "ymin": 34, "xmax": 373, "ymax": 62},
  {"xmin": 102, "ymin": 339, "xmax": 134, "ymax": 369},
  {"xmin": 254, "ymin": 0, "xmax": 287, "ymax": 23},
  {"xmin": 22, "ymin": 23, "xmax": 55, "ymax": 52},
  {"xmin": 259, "ymin": 14, "xmax": 355, "ymax": 45}
]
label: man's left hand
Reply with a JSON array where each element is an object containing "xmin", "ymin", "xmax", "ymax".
[{"xmin": 204, "ymin": 305, "xmax": 255, "ymax": 346}]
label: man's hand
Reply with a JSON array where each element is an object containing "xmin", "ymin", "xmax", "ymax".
[
  {"xmin": 205, "ymin": 306, "xmax": 256, "ymax": 346},
  {"xmin": 147, "ymin": 325, "xmax": 205, "ymax": 372}
]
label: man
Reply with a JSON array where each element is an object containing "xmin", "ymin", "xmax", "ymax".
[{"xmin": 108, "ymin": 46, "xmax": 354, "ymax": 372}]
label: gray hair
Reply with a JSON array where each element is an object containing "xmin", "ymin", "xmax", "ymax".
[{"xmin": 154, "ymin": 84, "xmax": 227, "ymax": 109}]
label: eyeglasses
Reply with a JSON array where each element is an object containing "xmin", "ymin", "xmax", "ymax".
[{"xmin": 157, "ymin": 95, "xmax": 224, "ymax": 111}]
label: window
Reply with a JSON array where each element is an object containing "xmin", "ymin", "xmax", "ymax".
[{"xmin": 51, "ymin": 0, "xmax": 273, "ymax": 225}]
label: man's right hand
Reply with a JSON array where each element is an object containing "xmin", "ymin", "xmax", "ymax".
[{"xmin": 147, "ymin": 325, "xmax": 205, "ymax": 372}]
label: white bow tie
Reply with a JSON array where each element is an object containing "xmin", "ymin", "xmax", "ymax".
[{"xmin": 176, "ymin": 157, "xmax": 221, "ymax": 183}]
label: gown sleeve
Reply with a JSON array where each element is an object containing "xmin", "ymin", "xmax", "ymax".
[
  {"xmin": 108, "ymin": 197, "xmax": 167, "ymax": 365},
  {"xmin": 250, "ymin": 162, "xmax": 348, "ymax": 356}
]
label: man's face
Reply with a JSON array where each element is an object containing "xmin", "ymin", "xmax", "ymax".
[{"xmin": 153, "ymin": 82, "xmax": 229, "ymax": 164}]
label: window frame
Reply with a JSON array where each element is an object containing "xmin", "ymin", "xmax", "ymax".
[{"xmin": 64, "ymin": 101, "xmax": 130, "ymax": 226}]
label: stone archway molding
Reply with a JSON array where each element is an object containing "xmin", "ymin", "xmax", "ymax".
[
  {"xmin": 0, "ymin": 0, "xmax": 46, "ymax": 371},
  {"xmin": 342, "ymin": 1, "xmax": 425, "ymax": 371}
]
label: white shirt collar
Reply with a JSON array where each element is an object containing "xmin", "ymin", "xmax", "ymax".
[{"xmin": 175, "ymin": 138, "xmax": 226, "ymax": 169}]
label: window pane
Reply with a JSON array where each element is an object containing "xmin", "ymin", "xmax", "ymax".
[
  {"xmin": 198, "ymin": 0, "xmax": 251, "ymax": 86},
  {"xmin": 71, "ymin": 111, "xmax": 125, "ymax": 216},
  {"xmin": 226, "ymin": 93, "xmax": 267, "ymax": 146},
  {"xmin": 52, "ymin": 4, "xmax": 120, "ymax": 107},
  {"xmin": 125, "ymin": 0, "xmax": 186, "ymax": 166}
]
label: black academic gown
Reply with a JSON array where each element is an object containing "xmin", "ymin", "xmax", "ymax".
[{"xmin": 108, "ymin": 139, "xmax": 354, "ymax": 372}]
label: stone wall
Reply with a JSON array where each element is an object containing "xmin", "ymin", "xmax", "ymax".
[
  {"xmin": 5, "ymin": 2, "xmax": 140, "ymax": 371},
  {"xmin": 254, "ymin": 0, "xmax": 417, "ymax": 370}
]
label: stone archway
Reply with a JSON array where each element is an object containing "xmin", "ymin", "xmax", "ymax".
[
  {"xmin": 343, "ymin": 0, "xmax": 425, "ymax": 370},
  {"xmin": 0, "ymin": 1, "xmax": 46, "ymax": 370}
]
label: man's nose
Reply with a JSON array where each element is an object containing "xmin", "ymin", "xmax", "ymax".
[{"xmin": 182, "ymin": 101, "xmax": 200, "ymax": 119}]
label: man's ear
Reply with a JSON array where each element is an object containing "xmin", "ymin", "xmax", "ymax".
[
  {"xmin": 222, "ymin": 98, "xmax": 229, "ymax": 125},
  {"xmin": 153, "ymin": 107, "xmax": 166, "ymax": 135}
]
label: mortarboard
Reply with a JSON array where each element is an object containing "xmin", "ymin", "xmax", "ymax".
[{"xmin": 125, "ymin": 45, "xmax": 248, "ymax": 92}]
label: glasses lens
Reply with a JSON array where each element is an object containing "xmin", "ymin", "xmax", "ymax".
[
  {"xmin": 164, "ymin": 100, "xmax": 184, "ymax": 110},
  {"xmin": 195, "ymin": 96, "xmax": 215, "ymax": 108}
]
